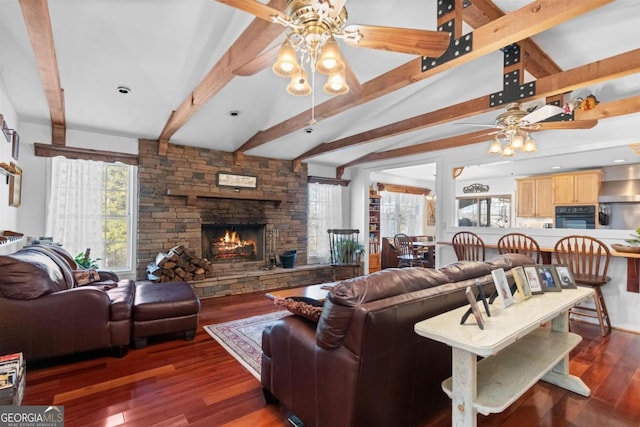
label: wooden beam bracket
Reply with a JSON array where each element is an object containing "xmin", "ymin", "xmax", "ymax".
[{"xmin": 422, "ymin": 18, "xmax": 473, "ymax": 72}]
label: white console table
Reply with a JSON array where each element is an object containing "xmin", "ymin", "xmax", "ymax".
[{"xmin": 414, "ymin": 287, "xmax": 594, "ymax": 426}]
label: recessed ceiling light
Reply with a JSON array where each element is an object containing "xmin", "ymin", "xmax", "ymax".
[
  {"xmin": 613, "ymin": 159, "xmax": 626, "ymax": 163},
  {"xmin": 551, "ymin": 166, "xmax": 563, "ymax": 169},
  {"xmin": 117, "ymin": 86, "xmax": 131, "ymax": 94}
]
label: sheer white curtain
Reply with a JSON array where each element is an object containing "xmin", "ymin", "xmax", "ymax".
[
  {"xmin": 308, "ymin": 182, "xmax": 344, "ymax": 262},
  {"xmin": 46, "ymin": 158, "xmax": 105, "ymax": 261},
  {"xmin": 380, "ymin": 191, "xmax": 425, "ymax": 238}
]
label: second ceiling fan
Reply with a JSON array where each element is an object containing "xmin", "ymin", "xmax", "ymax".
[{"xmin": 458, "ymin": 102, "xmax": 598, "ymax": 156}]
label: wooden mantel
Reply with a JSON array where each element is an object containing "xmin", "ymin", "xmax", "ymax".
[{"xmin": 165, "ymin": 188, "xmax": 285, "ymax": 207}]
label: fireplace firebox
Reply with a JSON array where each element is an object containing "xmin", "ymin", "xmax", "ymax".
[{"xmin": 202, "ymin": 224, "xmax": 265, "ymax": 263}]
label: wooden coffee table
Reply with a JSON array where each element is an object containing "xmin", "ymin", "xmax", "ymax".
[{"xmin": 265, "ymin": 282, "xmax": 337, "ymax": 301}]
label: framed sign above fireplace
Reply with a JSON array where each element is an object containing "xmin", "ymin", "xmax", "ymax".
[{"xmin": 217, "ymin": 172, "xmax": 257, "ymax": 189}]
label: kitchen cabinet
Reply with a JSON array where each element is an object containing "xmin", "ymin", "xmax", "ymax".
[
  {"xmin": 516, "ymin": 177, "xmax": 553, "ymax": 217},
  {"xmin": 368, "ymin": 194, "xmax": 381, "ymax": 273},
  {"xmin": 553, "ymin": 171, "xmax": 601, "ymax": 205}
]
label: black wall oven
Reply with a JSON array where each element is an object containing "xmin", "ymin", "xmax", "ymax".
[{"xmin": 555, "ymin": 205, "xmax": 596, "ymax": 229}]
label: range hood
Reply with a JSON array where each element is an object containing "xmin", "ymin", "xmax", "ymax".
[{"xmin": 598, "ymin": 164, "xmax": 640, "ymax": 203}]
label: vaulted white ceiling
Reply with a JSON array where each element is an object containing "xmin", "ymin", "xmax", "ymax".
[{"xmin": 1, "ymin": 0, "xmax": 639, "ymax": 177}]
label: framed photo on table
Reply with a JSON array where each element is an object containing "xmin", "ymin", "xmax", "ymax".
[
  {"xmin": 463, "ymin": 286, "xmax": 485, "ymax": 330},
  {"xmin": 512, "ymin": 266, "xmax": 532, "ymax": 300},
  {"xmin": 554, "ymin": 265, "xmax": 577, "ymax": 289},
  {"xmin": 536, "ymin": 265, "xmax": 562, "ymax": 292},
  {"xmin": 523, "ymin": 265, "xmax": 544, "ymax": 294},
  {"xmin": 491, "ymin": 268, "xmax": 514, "ymax": 308}
]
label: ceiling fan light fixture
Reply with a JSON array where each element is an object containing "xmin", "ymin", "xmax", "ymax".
[
  {"xmin": 316, "ymin": 39, "xmax": 344, "ymax": 75},
  {"xmin": 286, "ymin": 69, "xmax": 312, "ymax": 96},
  {"xmin": 510, "ymin": 130, "xmax": 526, "ymax": 149},
  {"xmin": 522, "ymin": 137, "xmax": 537, "ymax": 153},
  {"xmin": 323, "ymin": 70, "xmax": 349, "ymax": 95},
  {"xmin": 272, "ymin": 41, "xmax": 301, "ymax": 78},
  {"xmin": 488, "ymin": 139, "xmax": 503, "ymax": 154},
  {"xmin": 501, "ymin": 144, "xmax": 515, "ymax": 157}
]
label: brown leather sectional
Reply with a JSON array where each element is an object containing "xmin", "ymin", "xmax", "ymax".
[
  {"xmin": 261, "ymin": 253, "xmax": 534, "ymax": 427},
  {"xmin": 0, "ymin": 245, "xmax": 199, "ymax": 361}
]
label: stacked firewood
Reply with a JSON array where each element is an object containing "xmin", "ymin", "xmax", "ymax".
[{"xmin": 146, "ymin": 245, "xmax": 215, "ymax": 282}]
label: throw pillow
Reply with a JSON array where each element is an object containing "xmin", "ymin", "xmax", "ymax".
[
  {"xmin": 73, "ymin": 268, "xmax": 101, "ymax": 286},
  {"xmin": 274, "ymin": 296, "xmax": 324, "ymax": 322}
]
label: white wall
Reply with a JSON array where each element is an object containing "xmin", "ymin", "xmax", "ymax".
[{"xmin": 0, "ymin": 81, "xmax": 19, "ymax": 232}]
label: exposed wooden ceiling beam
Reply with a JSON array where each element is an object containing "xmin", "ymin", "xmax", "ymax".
[
  {"xmin": 337, "ymin": 129, "xmax": 495, "ymax": 177},
  {"xmin": 575, "ymin": 94, "xmax": 640, "ymax": 121},
  {"xmin": 337, "ymin": 93, "xmax": 640, "ymax": 174},
  {"xmin": 463, "ymin": 0, "xmax": 562, "ymax": 78},
  {"xmin": 157, "ymin": 0, "xmax": 286, "ymax": 142},
  {"xmin": 235, "ymin": 0, "xmax": 612, "ymax": 154},
  {"xmin": 302, "ymin": 48, "xmax": 640, "ymax": 162},
  {"xmin": 19, "ymin": 0, "xmax": 66, "ymax": 145}
]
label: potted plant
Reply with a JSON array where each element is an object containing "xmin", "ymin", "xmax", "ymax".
[
  {"xmin": 333, "ymin": 238, "xmax": 365, "ymax": 265},
  {"xmin": 75, "ymin": 248, "xmax": 101, "ymax": 269}
]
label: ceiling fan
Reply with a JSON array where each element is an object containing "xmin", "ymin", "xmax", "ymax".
[
  {"xmin": 458, "ymin": 102, "xmax": 598, "ymax": 156},
  {"xmin": 217, "ymin": 0, "xmax": 450, "ymax": 80}
]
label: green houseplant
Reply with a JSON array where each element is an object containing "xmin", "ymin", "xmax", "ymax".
[
  {"xmin": 333, "ymin": 238, "xmax": 365, "ymax": 265},
  {"xmin": 75, "ymin": 248, "xmax": 101, "ymax": 269}
]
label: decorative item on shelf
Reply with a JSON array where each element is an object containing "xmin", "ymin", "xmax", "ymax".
[
  {"xmin": 0, "ymin": 162, "xmax": 21, "ymax": 175},
  {"xmin": 216, "ymin": 172, "xmax": 257, "ymax": 189}
]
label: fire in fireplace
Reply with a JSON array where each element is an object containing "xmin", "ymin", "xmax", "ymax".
[{"xmin": 202, "ymin": 224, "xmax": 265, "ymax": 263}]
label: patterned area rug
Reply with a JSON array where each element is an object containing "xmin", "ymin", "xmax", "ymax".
[{"xmin": 204, "ymin": 310, "xmax": 290, "ymax": 380}]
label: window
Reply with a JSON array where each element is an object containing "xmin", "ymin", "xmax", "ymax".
[
  {"xmin": 308, "ymin": 182, "xmax": 344, "ymax": 262},
  {"xmin": 380, "ymin": 191, "xmax": 424, "ymax": 237},
  {"xmin": 46, "ymin": 158, "xmax": 137, "ymax": 271},
  {"xmin": 456, "ymin": 196, "xmax": 511, "ymax": 228}
]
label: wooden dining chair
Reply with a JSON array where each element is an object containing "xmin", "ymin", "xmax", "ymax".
[
  {"xmin": 554, "ymin": 235, "xmax": 611, "ymax": 336},
  {"xmin": 497, "ymin": 232, "xmax": 542, "ymax": 263},
  {"xmin": 451, "ymin": 231, "xmax": 485, "ymax": 261},
  {"xmin": 393, "ymin": 233, "xmax": 427, "ymax": 268}
]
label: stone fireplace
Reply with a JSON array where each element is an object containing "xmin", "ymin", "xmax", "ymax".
[
  {"xmin": 137, "ymin": 139, "xmax": 311, "ymax": 280},
  {"xmin": 201, "ymin": 223, "xmax": 265, "ymax": 263}
]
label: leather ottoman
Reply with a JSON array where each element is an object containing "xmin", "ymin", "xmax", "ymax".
[{"xmin": 132, "ymin": 281, "xmax": 201, "ymax": 349}]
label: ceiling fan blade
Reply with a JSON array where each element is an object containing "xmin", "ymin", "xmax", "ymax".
[
  {"xmin": 233, "ymin": 45, "xmax": 280, "ymax": 76},
  {"xmin": 455, "ymin": 123, "xmax": 500, "ymax": 128},
  {"xmin": 343, "ymin": 25, "xmax": 450, "ymax": 57},
  {"xmin": 535, "ymin": 119, "xmax": 599, "ymax": 130},
  {"xmin": 215, "ymin": 0, "xmax": 289, "ymax": 23},
  {"xmin": 328, "ymin": 0, "xmax": 346, "ymax": 17},
  {"xmin": 521, "ymin": 104, "xmax": 564, "ymax": 124}
]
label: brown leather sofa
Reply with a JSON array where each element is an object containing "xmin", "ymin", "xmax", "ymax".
[
  {"xmin": 261, "ymin": 253, "xmax": 533, "ymax": 427},
  {"xmin": 0, "ymin": 245, "xmax": 135, "ymax": 361}
]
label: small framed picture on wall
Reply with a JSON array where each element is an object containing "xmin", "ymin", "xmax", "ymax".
[{"xmin": 11, "ymin": 131, "xmax": 19, "ymax": 160}]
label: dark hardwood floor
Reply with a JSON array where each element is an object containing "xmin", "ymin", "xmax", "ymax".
[{"xmin": 23, "ymin": 291, "xmax": 640, "ymax": 426}]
